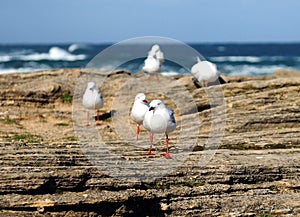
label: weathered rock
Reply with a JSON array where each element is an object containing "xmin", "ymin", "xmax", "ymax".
[{"xmin": 0, "ymin": 69, "xmax": 299, "ymax": 216}]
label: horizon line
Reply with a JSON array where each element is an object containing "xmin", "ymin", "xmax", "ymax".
[{"xmin": 1, "ymin": 40, "xmax": 300, "ymax": 45}]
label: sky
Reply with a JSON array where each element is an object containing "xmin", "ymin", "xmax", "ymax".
[{"xmin": 1, "ymin": 0, "xmax": 300, "ymax": 44}]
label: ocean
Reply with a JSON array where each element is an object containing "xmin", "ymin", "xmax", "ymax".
[{"xmin": 0, "ymin": 43, "xmax": 300, "ymax": 76}]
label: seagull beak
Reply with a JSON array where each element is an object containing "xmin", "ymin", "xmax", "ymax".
[
  {"xmin": 143, "ymin": 99, "xmax": 148, "ymax": 103},
  {"xmin": 149, "ymin": 107, "xmax": 154, "ymax": 111}
]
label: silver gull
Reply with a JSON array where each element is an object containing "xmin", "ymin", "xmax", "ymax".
[
  {"xmin": 191, "ymin": 57, "xmax": 220, "ymax": 87},
  {"xmin": 130, "ymin": 93, "xmax": 149, "ymax": 142},
  {"xmin": 82, "ymin": 82, "xmax": 104, "ymax": 126},
  {"xmin": 143, "ymin": 44, "xmax": 164, "ymax": 80},
  {"xmin": 143, "ymin": 99, "xmax": 176, "ymax": 159}
]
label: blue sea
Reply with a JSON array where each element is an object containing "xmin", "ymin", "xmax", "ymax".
[{"xmin": 0, "ymin": 43, "xmax": 300, "ymax": 76}]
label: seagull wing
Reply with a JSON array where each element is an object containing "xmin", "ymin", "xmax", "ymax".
[
  {"xmin": 156, "ymin": 50, "xmax": 164, "ymax": 64},
  {"xmin": 168, "ymin": 109, "xmax": 176, "ymax": 124}
]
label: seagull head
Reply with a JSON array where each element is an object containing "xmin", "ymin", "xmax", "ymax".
[
  {"xmin": 149, "ymin": 99, "xmax": 165, "ymax": 111},
  {"xmin": 135, "ymin": 93, "xmax": 148, "ymax": 104},
  {"xmin": 87, "ymin": 82, "xmax": 97, "ymax": 91},
  {"xmin": 151, "ymin": 44, "xmax": 160, "ymax": 52}
]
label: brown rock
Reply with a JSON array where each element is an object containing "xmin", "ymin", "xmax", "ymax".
[{"xmin": 0, "ymin": 69, "xmax": 299, "ymax": 216}]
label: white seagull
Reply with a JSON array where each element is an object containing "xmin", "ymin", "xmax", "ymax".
[
  {"xmin": 82, "ymin": 82, "xmax": 104, "ymax": 126},
  {"xmin": 143, "ymin": 44, "xmax": 164, "ymax": 80},
  {"xmin": 130, "ymin": 93, "xmax": 149, "ymax": 142},
  {"xmin": 191, "ymin": 57, "xmax": 220, "ymax": 87},
  {"xmin": 143, "ymin": 99, "xmax": 176, "ymax": 159},
  {"xmin": 148, "ymin": 44, "xmax": 164, "ymax": 64},
  {"xmin": 143, "ymin": 55, "xmax": 160, "ymax": 78}
]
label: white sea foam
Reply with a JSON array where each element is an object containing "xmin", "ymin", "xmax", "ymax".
[
  {"xmin": 50, "ymin": 47, "xmax": 87, "ymax": 61},
  {"xmin": 0, "ymin": 47, "xmax": 87, "ymax": 63},
  {"xmin": 211, "ymin": 55, "xmax": 300, "ymax": 63},
  {"xmin": 210, "ymin": 56, "xmax": 262, "ymax": 63},
  {"xmin": 0, "ymin": 67, "xmax": 46, "ymax": 74},
  {"xmin": 223, "ymin": 64, "xmax": 295, "ymax": 76},
  {"xmin": 0, "ymin": 56, "xmax": 12, "ymax": 62},
  {"xmin": 0, "ymin": 61, "xmax": 51, "ymax": 74},
  {"xmin": 161, "ymin": 71, "xmax": 181, "ymax": 76},
  {"xmin": 68, "ymin": 43, "xmax": 90, "ymax": 53}
]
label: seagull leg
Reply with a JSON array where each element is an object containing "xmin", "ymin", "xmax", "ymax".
[
  {"xmin": 147, "ymin": 74, "xmax": 151, "ymax": 81},
  {"xmin": 161, "ymin": 134, "xmax": 172, "ymax": 159},
  {"xmin": 136, "ymin": 124, "xmax": 140, "ymax": 142},
  {"xmin": 95, "ymin": 110, "xmax": 101, "ymax": 126},
  {"xmin": 156, "ymin": 74, "xmax": 160, "ymax": 83},
  {"xmin": 147, "ymin": 132, "xmax": 154, "ymax": 155}
]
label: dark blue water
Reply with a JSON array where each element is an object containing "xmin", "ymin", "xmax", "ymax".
[{"xmin": 0, "ymin": 43, "xmax": 299, "ymax": 76}]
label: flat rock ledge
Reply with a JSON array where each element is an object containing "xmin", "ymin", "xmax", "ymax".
[{"xmin": 0, "ymin": 69, "xmax": 299, "ymax": 216}]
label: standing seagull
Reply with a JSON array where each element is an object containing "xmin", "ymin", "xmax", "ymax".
[
  {"xmin": 191, "ymin": 57, "xmax": 220, "ymax": 87},
  {"xmin": 130, "ymin": 93, "xmax": 149, "ymax": 142},
  {"xmin": 82, "ymin": 82, "xmax": 104, "ymax": 126},
  {"xmin": 148, "ymin": 44, "xmax": 164, "ymax": 65},
  {"xmin": 143, "ymin": 54, "xmax": 160, "ymax": 78},
  {"xmin": 143, "ymin": 44, "xmax": 164, "ymax": 80},
  {"xmin": 143, "ymin": 100, "xmax": 176, "ymax": 159}
]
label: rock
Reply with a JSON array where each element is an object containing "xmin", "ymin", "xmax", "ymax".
[{"xmin": 0, "ymin": 69, "xmax": 299, "ymax": 216}]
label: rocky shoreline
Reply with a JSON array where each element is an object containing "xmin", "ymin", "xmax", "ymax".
[{"xmin": 0, "ymin": 69, "xmax": 300, "ymax": 216}]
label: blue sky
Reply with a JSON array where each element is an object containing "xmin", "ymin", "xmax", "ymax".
[{"xmin": 1, "ymin": 0, "xmax": 300, "ymax": 43}]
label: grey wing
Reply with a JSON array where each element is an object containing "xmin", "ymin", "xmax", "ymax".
[
  {"xmin": 97, "ymin": 93, "xmax": 104, "ymax": 107},
  {"xmin": 168, "ymin": 109, "xmax": 176, "ymax": 124}
]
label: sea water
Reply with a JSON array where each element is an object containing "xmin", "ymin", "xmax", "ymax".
[{"xmin": 0, "ymin": 43, "xmax": 299, "ymax": 76}]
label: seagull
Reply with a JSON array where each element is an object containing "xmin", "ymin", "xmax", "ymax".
[
  {"xmin": 155, "ymin": 49, "xmax": 164, "ymax": 65},
  {"xmin": 82, "ymin": 82, "xmax": 104, "ymax": 126},
  {"xmin": 148, "ymin": 44, "xmax": 159, "ymax": 57},
  {"xmin": 130, "ymin": 93, "xmax": 149, "ymax": 142},
  {"xmin": 191, "ymin": 57, "xmax": 220, "ymax": 87},
  {"xmin": 143, "ymin": 44, "xmax": 164, "ymax": 80},
  {"xmin": 143, "ymin": 100, "xmax": 176, "ymax": 159},
  {"xmin": 143, "ymin": 55, "xmax": 160, "ymax": 78},
  {"xmin": 148, "ymin": 44, "xmax": 164, "ymax": 64}
]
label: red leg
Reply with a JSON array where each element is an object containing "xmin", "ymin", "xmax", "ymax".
[
  {"xmin": 136, "ymin": 125, "xmax": 140, "ymax": 142},
  {"xmin": 161, "ymin": 134, "xmax": 172, "ymax": 159},
  {"xmin": 96, "ymin": 110, "xmax": 101, "ymax": 126},
  {"xmin": 147, "ymin": 133, "xmax": 154, "ymax": 155}
]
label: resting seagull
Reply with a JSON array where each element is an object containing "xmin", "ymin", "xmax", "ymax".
[
  {"xmin": 148, "ymin": 44, "xmax": 164, "ymax": 64},
  {"xmin": 82, "ymin": 82, "xmax": 104, "ymax": 126},
  {"xmin": 143, "ymin": 54, "xmax": 161, "ymax": 79},
  {"xmin": 191, "ymin": 57, "xmax": 220, "ymax": 87},
  {"xmin": 143, "ymin": 44, "xmax": 164, "ymax": 80},
  {"xmin": 143, "ymin": 100, "xmax": 176, "ymax": 159},
  {"xmin": 130, "ymin": 93, "xmax": 149, "ymax": 142}
]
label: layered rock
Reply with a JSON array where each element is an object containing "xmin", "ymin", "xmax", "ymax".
[{"xmin": 0, "ymin": 69, "xmax": 299, "ymax": 216}]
